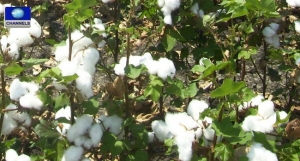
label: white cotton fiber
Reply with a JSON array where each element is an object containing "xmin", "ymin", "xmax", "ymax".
[
  {"xmin": 93, "ymin": 23, "xmax": 105, "ymax": 32},
  {"xmin": 286, "ymin": 0, "xmax": 300, "ymax": 7},
  {"xmin": 76, "ymin": 70, "xmax": 93, "ymax": 98},
  {"xmin": 272, "ymin": 35, "xmax": 280, "ymax": 48},
  {"xmin": 295, "ymin": 21, "xmax": 300, "ymax": 34},
  {"xmin": 8, "ymin": 30, "xmax": 34, "ymax": 47},
  {"xmin": 157, "ymin": 58, "xmax": 176, "ymax": 80},
  {"xmin": 58, "ymin": 60, "xmax": 79, "ymax": 76},
  {"xmin": 83, "ymin": 139, "xmax": 93, "ymax": 149},
  {"xmin": 55, "ymin": 106, "xmax": 72, "ymax": 120},
  {"xmin": 151, "ymin": 120, "xmax": 173, "ymax": 142},
  {"xmin": 242, "ymin": 115, "xmax": 261, "ymax": 132},
  {"xmin": 1, "ymin": 35, "xmax": 8, "ymax": 49},
  {"xmin": 1, "ymin": 114, "xmax": 18, "ymax": 135},
  {"xmin": 98, "ymin": 40, "xmax": 106, "ymax": 48},
  {"xmin": 29, "ymin": 18, "xmax": 42, "ymax": 38},
  {"xmin": 102, "ymin": 0, "xmax": 115, "ymax": 3},
  {"xmin": 22, "ymin": 81, "xmax": 39, "ymax": 94},
  {"xmin": 62, "ymin": 146, "xmax": 84, "ymax": 161},
  {"xmin": 114, "ymin": 63, "xmax": 126, "ymax": 76},
  {"xmin": 203, "ymin": 128, "xmax": 215, "ymax": 141},
  {"xmin": 78, "ymin": 63, "xmax": 96, "ymax": 76},
  {"xmin": 12, "ymin": 111, "xmax": 32, "ymax": 127},
  {"xmin": 175, "ymin": 131, "xmax": 194, "ymax": 161},
  {"xmin": 94, "ymin": 18, "xmax": 102, "ymax": 24},
  {"xmin": 16, "ymin": 154, "xmax": 31, "ymax": 161},
  {"xmin": 144, "ymin": 60, "xmax": 159, "ymax": 75},
  {"xmin": 161, "ymin": 6, "xmax": 172, "ymax": 16},
  {"xmin": 187, "ymin": 99, "xmax": 209, "ymax": 120},
  {"xmin": 157, "ymin": 0, "xmax": 165, "ymax": 7},
  {"xmin": 54, "ymin": 45, "xmax": 69, "ymax": 62},
  {"xmin": 164, "ymin": 113, "xmax": 186, "ymax": 135},
  {"xmin": 164, "ymin": 0, "xmax": 181, "ymax": 11},
  {"xmin": 5, "ymin": 149, "xmax": 18, "ymax": 161},
  {"xmin": 99, "ymin": 114, "xmax": 124, "ymax": 136},
  {"xmin": 66, "ymin": 114, "xmax": 93, "ymax": 142},
  {"xmin": 163, "ymin": 14, "xmax": 173, "ymax": 25},
  {"xmin": 174, "ymin": 113, "xmax": 199, "ymax": 130},
  {"xmin": 10, "ymin": 79, "xmax": 27, "ymax": 100},
  {"xmin": 258, "ymin": 100, "xmax": 275, "ymax": 119},
  {"xmin": 194, "ymin": 128, "xmax": 202, "ymax": 140},
  {"xmin": 250, "ymin": 95, "xmax": 264, "ymax": 107},
  {"xmin": 148, "ymin": 132, "xmax": 155, "ymax": 143},
  {"xmin": 89, "ymin": 123, "xmax": 103, "ymax": 147},
  {"xmin": 269, "ymin": 23, "xmax": 279, "ymax": 32},
  {"xmin": 70, "ymin": 30, "xmax": 84, "ymax": 42},
  {"xmin": 140, "ymin": 52, "xmax": 153, "ymax": 64},
  {"xmin": 82, "ymin": 47, "xmax": 100, "ymax": 65},
  {"xmin": 247, "ymin": 143, "xmax": 278, "ymax": 161},
  {"xmin": 72, "ymin": 37, "xmax": 94, "ymax": 55},
  {"xmin": 8, "ymin": 43, "xmax": 19, "ymax": 59},
  {"xmin": 57, "ymin": 123, "xmax": 70, "ymax": 136},
  {"xmin": 262, "ymin": 27, "xmax": 276, "ymax": 38},
  {"xmin": 0, "ymin": 4, "xmax": 4, "ymax": 14},
  {"xmin": 19, "ymin": 93, "xmax": 43, "ymax": 110},
  {"xmin": 191, "ymin": 3, "xmax": 199, "ymax": 15},
  {"xmin": 74, "ymin": 135, "xmax": 88, "ymax": 147}
]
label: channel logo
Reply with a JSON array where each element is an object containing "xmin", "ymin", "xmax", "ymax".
[{"xmin": 4, "ymin": 7, "xmax": 31, "ymax": 28}]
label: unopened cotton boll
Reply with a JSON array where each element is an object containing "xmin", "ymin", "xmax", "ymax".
[
  {"xmin": 62, "ymin": 146, "xmax": 84, "ymax": 161},
  {"xmin": 5, "ymin": 149, "xmax": 19, "ymax": 161},
  {"xmin": 262, "ymin": 27, "xmax": 276, "ymax": 38},
  {"xmin": 16, "ymin": 154, "xmax": 31, "ymax": 161},
  {"xmin": 157, "ymin": 58, "xmax": 176, "ymax": 80},
  {"xmin": 247, "ymin": 143, "xmax": 278, "ymax": 161},
  {"xmin": 258, "ymin": 100, "xmax": 275, "ymax": 119},
  {"xmin": 76, "ymin": 70, "xmax": 93, "ymax": 98},
  {"xmin": 164, "ymin": 14, "xmax": 173, "ymax": 25},
  {"xmin": 295, "ymin": 21, "xmax": 300, "ymax": 33},
  {"xmin": 19, "ymin": 93, "xmax": 43, "ymax": 110},
  {"xmin": 10, "ymin": 79, "xmax": 27, "ymax": 100},
  {"xmin": 187, "ymin": 99, "xmax": 209, "ymax": 120},
  {"xmin": 89, "ymin": 123, "xmax": 103, "ymax": 147},
  {"xmin": 151, "ymin": 120, "xmax": 173, "ymax": 142}
]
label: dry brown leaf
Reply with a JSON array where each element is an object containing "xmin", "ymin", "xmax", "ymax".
[
  {"xmin": 106, "ymin": 76, "xmax": 125, "ymax": 99},
  {"xmin": 32, "ymin": 64, "xmax": 42, "ymax": 76},
  {"xmin": 285, "ymin": 118, "xmax": 300, "ymax": 140},
  {"xmin": 44, "ymin": 57, "xmax": 57, "ymax": 67}
]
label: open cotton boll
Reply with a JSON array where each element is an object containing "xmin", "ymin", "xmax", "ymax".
[
  {"xmin": 72, "ymin": 37, "xmax": 94, "ymax": 55},
  {"xmin": 94, "ymin": 18, "xmax": 102, "ymax": 24},
  {"xmin": 83, "ymin": 139, "xmax": 93, "ymax": 149},
  {"xmin": 76, "ymin": 70, "xmax": 93, "ymax": 98},
  {"xmin": 286, "ymin": 0, "xmax": 300, "ymax": 7},
  {"xmin": 93, "ymin": 23, "xmax": 105, "ymax": 32},
  {"xmin": 67, "ymin": 114, "xmax": 93, "ymax": 142},
  {"xmin": 144, "ymin": 60, "xmax": 159, "ymax": 75},
  {"xmin": 140, "ymin": 52, "xmax": 153, "ymax": 64},
  {"xmin": 98, "ymin": 40, "xmax": 106, "ymax": 48},
  {"xmin": 164, "ymin": 0, "xmax": 181, "ymax": 11},
  {"xmin": 82, "ymin": 47, "xmax": 100, "ymax": 65},
  {"xmin": 269, "ymin": 23, "xmax": 279, "ymax": 32},
  {"xmin": 114, "ymin": 63, "xmax": 126, "ymax": 76},
  {"xmin": 187, "ymin": 99, "xmax": 209, "ymax": 120},
  {"xmin": 55, "ymin": 106, "xmax": 72, "ymax": 120},
  {"xmin": 29, "ymin": 18, "xmax": 42, "ymax": 38},
  {"xmin": 295, "ymin": 21, "xmax": 300, "ymax": 34},
  {"xmin": 1, "ymin": 114, "xmax": 18, "ymax": 135},
  {"xmin": 19, "ymin": 93, "xmax": 43, "ymax": 110},
  {"xmin": 164, "ymin": 14, "xmax": 173, "ymax": 25},
  {"xmin": 58, "ymin": 60, "xmax": 79, "ymax": 76},
  {"xmin": 157, "ymin": 0, "xmax": 165, "ymax": 7},
  {"xmin": 258, "ymin": 100, "xmax": 275, "ymax": 119},
  {"xmin": 10, "ymin": 79, "xmax": 28, "ymax": 101},
  {"xmin": 0, "ymin": 4, "xmax": 4, "ymax": 14},
  {"xmin": 89, "ymin": 123, "xmax": 103, "ymax": 147},
  {"xmin": 8, "ymin": 30, "xmax": 34, "ymax": 47},
  {"xmin": 102, "ymin": 0, "xmax": 115, "ymax": 3},
  {"xmin": 272, "ymin": 35, "xmax": 280, "ymax": 48},
  {"xmin": 57, "ymin": 123, "xmax": 70, "ymax": 136},
  {"xmin": 1, "ymin": 35, "xmax": 8, "ymax": 49},
  {"xmin": 164, "ymin": 113, "xmax": 186, "ymax": 135},
  {"xmin": 175, "ymin": 131, "xmax": 194, "ymax": 161},
  {"xmin": 264, "ymin": 37, "xmax": 274, "ymax": 46},
  {"xmin": 262, "ymin": 27, "xmax": 276, "ymax": 38},
  {"xmin": 129, "ymin": 56, "xmax": 142, "ymax": 67},
  {"xmin": 16, "ymin": 154, "xmax": 31, "ymax": 161},
  {"xmin": 8, "ymin": 43, "xmax": 19, "ymax": 59},
  {"xmin": 157, "ymin": 58, "xmax": 176, "ymax": 80},
  {"xmin": 74, "ymin": 135, "xmax": 88, "ymax": 147},
  {"xmin": 82, "ymin": 158, "xmax": 91, "ymax": 161},
  {"xmin": 62, "ymin": 146, "xmax": 84, "ymax": 161},
  {"xmin": 161, "ymin": 6, "xmax": 172, "ymax": 16},
  {"xmin": 194, "ymin": 128, "xmax": 202, "ymax": 140},
  {"xmin": 22, "ymin": 81, "xmax": 39, "ymax": 94},
  {"xmin": 99, "ymin": 114, "xmax": 124, "ymax": 136},
  {"xmin": 5, "ymin": 149, "xmax": 19, "ymax": 161},
  {"xmin": 54, "ymin": 45, "xmax": 69, "ymax": 62},
  {"xmin": 78, "ymin": 62, "xmax": 96, "ymax": 76},
  {"xmin": 242, "ymin": 115, "xmax": 261, "ymax": 132},
  {"xmin": 203, "ymin": 128, "xmax": 215, "ymax": 141},
  {"xmin": 247, "ymin": 143, "xmax": 278, "ymax": 161},
  {"xmin": 148, "ymin": 132, "xmax": 155, "ymax": 143},
  {"xmin": 173, "ymin": 113, "xmax": 199, "ymax": 131},
  {"xmin": 151, "ymin": 120, "xmax": 173, "ymax": 142},
  {"xmin": 191, "ymin": 3, "xmax": 199, "ymax": 15},
  {"xmin": 69, "ymin": 30, "xmax": 84, "ymax": 42},
  {"xmin": 250, "ymin": 95, "xmax": 264, "ymax": 107},
  {"xmin": 12, "ymin": 111, "xmax": 32, "ymax": 127}
]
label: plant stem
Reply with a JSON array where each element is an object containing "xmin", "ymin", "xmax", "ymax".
[
  {"xmin": 67, "ymin": 27, "xmax": 75, "ymax": 125},
  {"xmin": 211, "ymin": 102, "xmax": 225, "ymax": 161},
  {"xmin": 0, "ymin": 43, "xmax": 6, "ymax": 160},
  {"xmin": 113, "ymin": 0, "xmax": 119, "ymax": 63},
  {"xmin": 262, "ymin": 41, "xmax": 267, "ymax": 97},
  {"xmin": 159, "ymin": 86, "xmax": 164, "ymax": 119}
]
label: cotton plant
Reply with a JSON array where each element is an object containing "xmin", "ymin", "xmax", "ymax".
[
  {"xmin": 157, "ymin": 0, "xmax": 181, "ymax": 25},
  {"xmin": 286, "ymin": 0, "xmax": 300, "ymax": 7},
  {"xmin": 247, "ymin": 142, "xmax": 278, "ymax": 161},
  {"xmin": 0, "ymin": 104, "xmax": 31, "ymax": 135},
  {"xmin": 114, "ymin": 52, "xmax": 176, "ymax": 80},
  {"xmin": 242, "ymin": 100, "xmax": 288, "ymax": 133},
  {"xmin": 149, "ymin": 99, "xmax": 218, "ymax": 161},
  {"xmin": 80, "ymin": 18, "xmax": 107, "ymax": 48},
  {"xmin": 5, "ymin": 149, "xmax": 31, "ymax": 161},
  {"xmin": 96, "ymin": 114, "xmax": 125, "ymax": 139},
  {"xmin": 238, "ymin": 95, "xmax": 264, "ymax": 111},
  {"xmin": 53, "ymin": 29, "xmax": 102, "ymax": 98},
  {"xmin": 262, "ymin": 23, "xmax": 280, "ymax": 48}
]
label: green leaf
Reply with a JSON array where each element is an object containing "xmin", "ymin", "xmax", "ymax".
[
  {"xmin": 54, "ymin": 93, "xmax": 70, "ymax": 109},
  {"xmin": 125, "ymin": 64, "xmax": 147, "ymax": 79},
  {"xmin": 64, "ymin": 0, "xmax": 81, "ymax": 12},
  {"xmin": 56, "ymin": 140, "xmax": 65, "ymax": 161},
  {"xmin": 134, "ymin": 150, "xmax": 148, "ymax": 161},
  {"xmin": 77, "ymin": 9, "xmax": 94, "ymax": 22},
  {"xmin": 165, "ymin": 84, "xmax": 181, "ymax": 96},
  {"xmin": 182, "ymin": 82, "xmax": 198, "ymax": 98},
  {"xmin": 100, "ymin": 132, "xmax": 117, "ymax": 153},
  {"xmin": 212, "ymin": 117, "xmax": 241, "ymax": 137},
  {"xmin": 21, "ymin": 58, "xmax": 48, "ymax": 66},
  {"xmin": 61, "ymin": 74, "xmax": 78, "ymax": 83},
  {"xmin": 34, "ymin": 119, "xmax": 60, "ymax": 138},
  {"xmin": 82, "ymin": 98, "xmax": 100, "ymax": 114},
  {"xmin": 63, "ymin": 14, "xmax": 80, "ymax": 30},
  {"xmin": 253, "ymin": 131, "xmax": 276, "ymax": 152},
  {"xmin": 144, "ymin": 85, "xmax": 161, "ymax": 102},
  {"xmin": 37, "ymin": 91, "xmax": 53, "ymax": 107},
  {"xmin": 4, "ymin": 62, "xmax": 24, "ymax": 76},
  {"xmin": 111, "ymin": 141, "xmax": 124, "ymax": 157},
  {"xmin": 162, "ymin": 34, "xmax": 176, "ymax": 52},
  {"xmin": 80, "ymin": 0, "xmax": 97, "ymax": 9},
  {"xmin": 214, "ymin": 143, "xmax": 233, "ymax": 161},
  {"xmin": 211, "ymin": 79, "xmax": 246, "ymax": 98},
  {"xmin": 238, "ymin": 48, "xmax": 257, "ymax": 59}
]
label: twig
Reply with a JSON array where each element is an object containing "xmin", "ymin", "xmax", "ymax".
[{"xmin": 67, "ymin": 27, "xmax": 75, "ymax": 125}]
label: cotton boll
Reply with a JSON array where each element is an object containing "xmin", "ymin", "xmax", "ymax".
[
  {"xmin": 10, "ymin": 79, "xmax": 27, "ymax": 100},
  {"xmin": 76, "ymin": 70, "xmax": 93, "ymax": 98},
  {"xmin": 144, "ymin": 60, "xmax": 159, "ymax": 75},
  {"xmin": 13, "ymin": 111, "xmax": 31, "ymax": 127},
  {"xmin": 161, "ymin": 6, "xmax": 172, "ymax": 16},
  {"xmin": 164, "ymin": 0, "xmax": 181, "ymax": 11},
  {"xmin": 129, "ymin": 56, "xmax": 142, "ymax": 67},
  {"xmin": 242, "ymin": 115, "xmax": 261, "ymax": 132},
  {"xmin": 102, "ymin": 0, "xmax": 114, "ymax": 3},
  {"xmin": 89, "ymin": 123, "xmax": 103, "ymax": 147},
  {"xmin": 262, "ymin": 27, "xmax": 276, "ymax": 37},
  {"xmin": 247, "ymin": 143, "xmax": 278, "ymax": 161},
  {"xmin": 82, "ymin": 158, "xmax": 91, "ymax": 161},
  {"xmin": 82, "ymin": 47, "xmax": 100, "ymax": 65},
  {"xmin": 57, "ymin": 123, "xmax": 70, "ymax": 136},
  {"xmin": 29, "ymin": 18, "xmax": 42, "ymax": 38},
  {"xmin": 54, "ymin": 45, "xmax": 69, "ymax": 62},
  {"xmin": 157, "ymin": 58, "xmax": 176, "ymax": 80},
  {"xmin": 1, "ymin": 114, "xmax": 18, "ymax": 135},
  {"xmin": 187, "ymin": 99, "xmax": 209, "ymax": 120},
  {"xmin": 258, "ymin": 100, "xmax": 275, "ymax": 119},
  {"xmin": 22, "ymin": 81, "xmax": 39, "ymax": 94},
  {"xmin": 272, "ymin": 35, "xmax": 280, "ymax": 48},
  {"xmin": 175, "ymin": 131, "xmax": 194, "ymax": 161},
  {"xmin": 157, "ymin": 0, "xmax": 165, "ymax": 7},
  {"xmin": 194, "ymin": 128, "xmax": 202, "ymax": 140},
  {"xmin": 163, "ymin": 14, "xmax": 173, "ymax": 25},
  {"xmin": 78, "ymin": 63, "xmax": 96, "ymax": 76},
  {"xmin": 295, "ymin": 21, "xmax": 300, "ymax": 34},
  {"xmin": 98, "ymin": 40, "xmax": 106, "ymax": 48},
  {"xmin": 7, "ymin": 43, "xmax": 19, "ymax": 59},
  {"xmin": 269, "ymin": 23, "xmax": 279, "ymax": 32},
  {"xmin": 140, "ymin": 52, "xmax": 153, "ymax": 64},
  {"xmin": 286, "ymin": 0, "xmax": 300, "ymax": 7},
  {"xmin": 62, "ymin": 146, "xmax": 84, "ymax": 161},
  {"xmin": 19, "ymin": 93, "xmax": 43, "ymax": 110},
  {"xmin": 93, "ymin": 23, "xmax": 105, "ymax": 32},
  {"xmin": 66, "ymin": 114, "xmax": 93, "ymax": 142},
  {"xmin": 190, "ymin": 3, "xmax": 199, "ymax": 15},
  {"xmin": 16, "ymin": 154, "xmax": 31, "ymax": 161},
  {"xmin": 8, "ymin": 30, "xmax": 34, "ymax": 47},
  {"xmin": 74, "ymin": 136, "xmax": 88, "ymax": 147},
  {"xmin": 164, "ymin": 113, "xmax": 186, "ymax": 135},
  {"xmin": 58, "ymin": 60, "xmax": 79, "ymax": 76},
  {"xmin": 151, "ymin": 120, "xmax": 173, "ymax": 142},
  {"xmin": 99, "ymin": 114, "xmax": 124, "ymax": 136},
  {"xmin": 148, "ymin": 132, "xmax": 155, "ymax": 143},
  {"xmin": 114, "ymin": 63, "xmax": 126, "ymax": 76},
  {"xmin": 250, "ymin": 95, "xmax": 264, "ymax": 107},
  {"xmin": 0, "ymin": 4, "xmax": 4, "ymax": 14},
  {"xmin": 5, "ymin": 149, "xmax": 18, "ymax": 161},
  {"xmin": 70, "ymin": 30, "xmax": 84, "ymax": 42},
  {"xmin": 264, "ymin": 37, "xmax": 274, "ymax": 46},
  {"xmin": 176, "ymin": 113, "xmax": 199, "ymax": 130},
  {"xmin": 55, "ymin": 106, "xmax": 72, "ymax": 120},
  {"xmin": 72, "ymin": 37, "xmax": 94, "ymax": 55},
  {"xmin": 83, "ymin": 139, "xmax": 93, "ymax": 149},
  {"xmin": 1, "ymin": 35, "xmax": 8, "ymax": 50},
  {"xmin": 94, "ymin": 18, "xmax": 102, "ymax": 24},
  {"xmin": 295, "ymin": 58, "xmax": 300, "ymax": 66},
  {"xmin": 203, "ymin": 128, "xmax": 215, "ymax": 141},
  {"xmin": 53, "ymin": 80, "xmax": 67, "ymax": 90}
]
